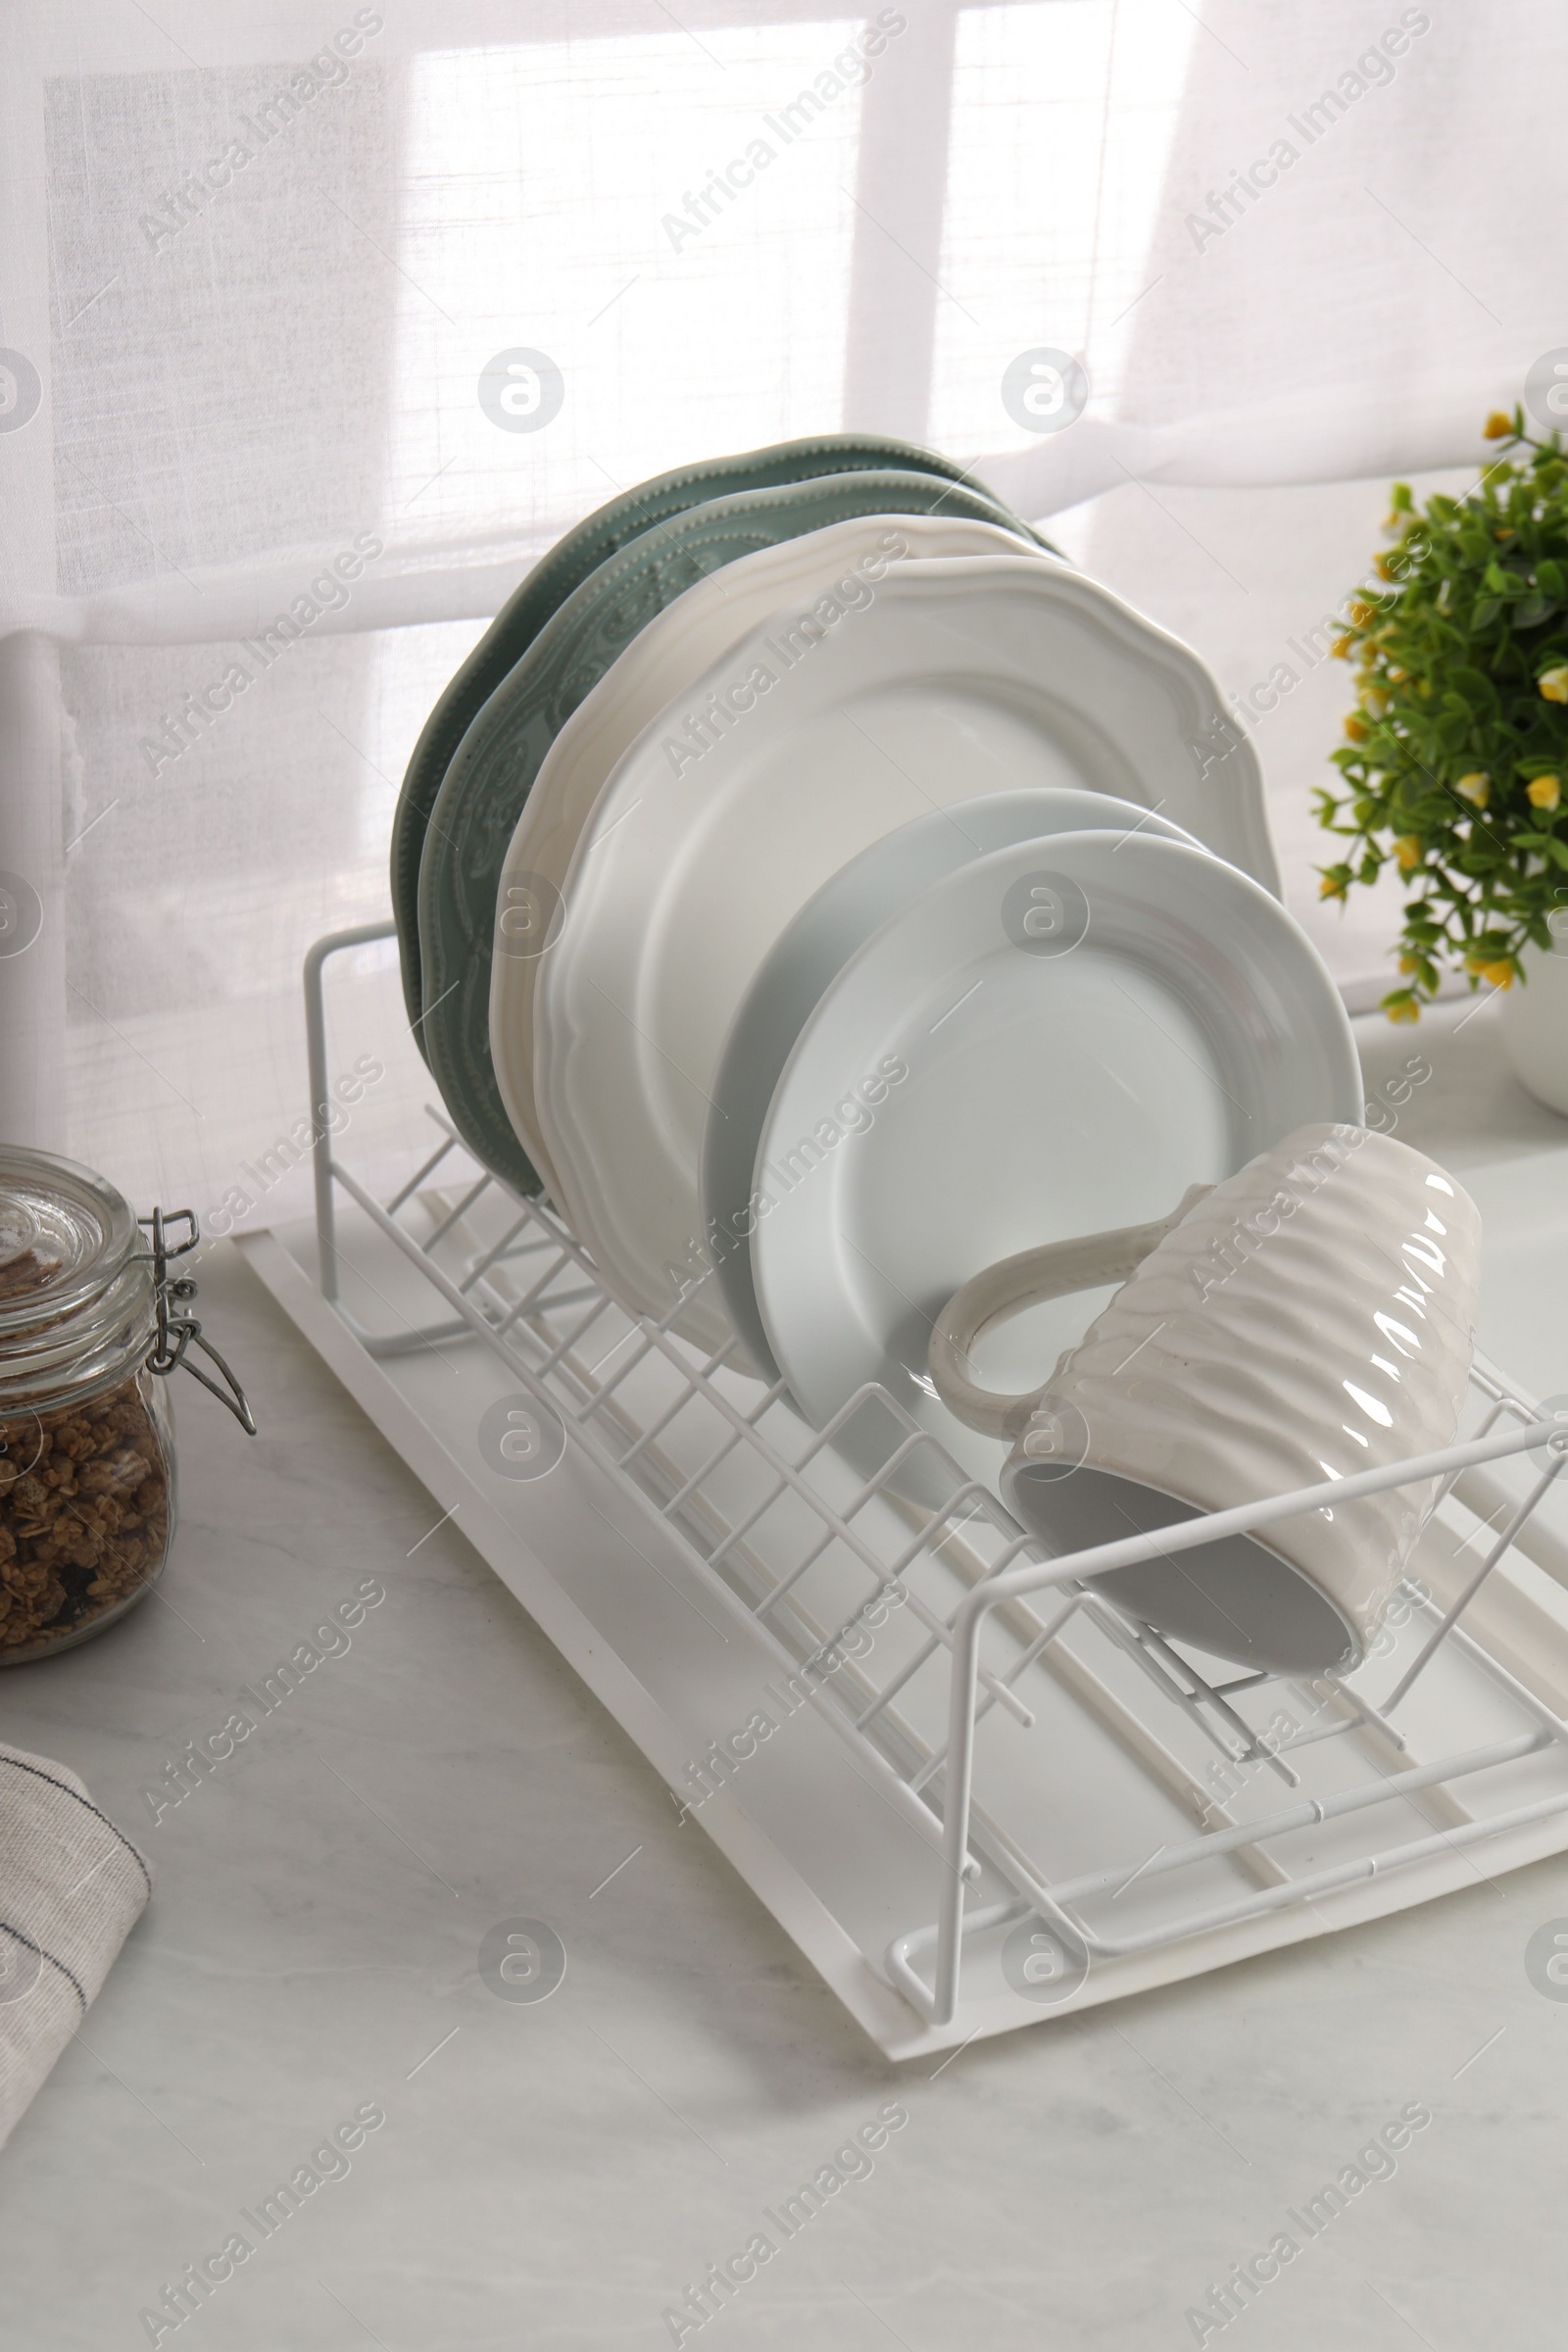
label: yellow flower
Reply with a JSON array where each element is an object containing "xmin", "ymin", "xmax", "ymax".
[
  {"xmin": 1331, "ymin": 633, "xmax": 1353, "ymax": 660},
  {"xmin": 1398, "ymin": 954, "xmax": 1421, "ymax": 975},
  {"xmin": 1395, "ymin": 836, "xmax": 1423, "ymax": 873},
  {"xmin": 1386, "ymin": 997, "xmax": 1421, "ymax": 1024},
  {"xmin": 1374, "ymin": 554, "xmax": 1395, "ymax": 580},
  {"xmin": 1455, "ymin": 771, "xmax": 1490, "ymax": 808},
  {"xmin": 1540, "ymin": 667, "xmax": 1568, "ymax": 703},
  {"xmin": 1472, "ymin": 958, "xmax": 1515, "ymax": 989},
  {"xmin": 1528, "ymin": 773, "xmax": 1563, "ymax": 810},
  {"xmin": 1344, "ymin": 712, "xmax": 1370, "ymax": 743},
  {"xmin": 1348, "ymin": 599, "xmax": 1374, "ymax": 625},
  {"xmin": 1387, "ymin": 665, "xmax": 1407, "ymax": 682},
  {"xmin": 1483, "ymin": 411, "xmax": 1513, "ymax": 439},
  {"xmin": 1319, "ymin": 874, "xmax": 1347, "ymax": 901}
]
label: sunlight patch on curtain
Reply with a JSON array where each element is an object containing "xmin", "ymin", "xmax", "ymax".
[
  {"xmin": 387, "ymin": 24, "xmax": 865, "ymax": 556},
  {"xmin": 928, "ymin": 0, "xmax": 1197, "ymax": 458}
]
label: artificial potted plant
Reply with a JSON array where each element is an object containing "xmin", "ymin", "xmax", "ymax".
[{"xmin": 1317, "ymin": 408, "xmax": 1568, "ymax": 1111}]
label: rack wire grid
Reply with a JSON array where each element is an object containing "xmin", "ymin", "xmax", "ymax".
[{"xmin": 281, "ymin": 920, "xmax": 1568, "ymax": 2035}]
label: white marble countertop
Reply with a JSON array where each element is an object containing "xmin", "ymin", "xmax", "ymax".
[{"xmin": 4, "ymin": 995, "xmax": 1568, "ymax": 2352}]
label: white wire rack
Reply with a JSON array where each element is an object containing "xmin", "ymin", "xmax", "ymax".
[{"xmin": 244, "ymin": 920, "xmax": 1568, "ymax": 2048}]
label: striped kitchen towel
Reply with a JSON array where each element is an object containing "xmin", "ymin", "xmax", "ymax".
[{"xmin": 0, "ymin": 1741, "xmax": 152, "ymax": 2151}]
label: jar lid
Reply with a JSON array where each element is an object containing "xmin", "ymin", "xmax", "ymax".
[{"xmin": 0, "ymin": 1147, "xmax": 154, "ymax": 1412}]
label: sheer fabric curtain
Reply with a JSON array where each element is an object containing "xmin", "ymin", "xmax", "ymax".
[{"xmin": 0, "ymin": 0, "xmax": 1555, "ymax": 1231}]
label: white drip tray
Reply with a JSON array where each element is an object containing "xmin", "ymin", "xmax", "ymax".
[{"xmin": 238, "ymin": 1160, "xmax": 1568, "ymax": 2057}]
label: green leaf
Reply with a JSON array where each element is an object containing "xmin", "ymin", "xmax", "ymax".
[
  {"xmin": 1317, "ymin": 428, "xmax": 1568, "ymax": 993},
  {"xmin": 1451, "ymin": 664, "xmax": 1499, "ymax": 709}
]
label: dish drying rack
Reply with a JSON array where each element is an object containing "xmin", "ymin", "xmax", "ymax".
[{"xmin": 237, "ymin": 921, "xmax": 1568, "ymax": 2057}]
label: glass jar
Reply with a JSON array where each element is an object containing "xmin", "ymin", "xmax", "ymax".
[{"xmin": 0, "ymin": 1148, "xmax": 177, "ymax": 1663}]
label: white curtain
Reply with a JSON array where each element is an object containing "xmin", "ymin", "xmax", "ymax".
[{"xmin": 1, "ymin": 0, "xmax": 1558, "ymax": 1231}]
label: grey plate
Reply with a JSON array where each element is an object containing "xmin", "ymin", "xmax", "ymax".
[
  {"xmin": 752, "ymin": 832, "xmax": 1360, "ymax": 1518},
  {"xmin": 392, "ymin": 433, "xmax": 1044, "ymax": 1032},
  {"xmin": 416, "ymin": 467, "xmax": 1050, "ymax": 1194},
  {"xmin": 700, "ymin": 790, "xmax": 1202, "ymax": 1379}
]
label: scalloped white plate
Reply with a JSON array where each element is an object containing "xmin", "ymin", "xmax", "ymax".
[
  {"xmin": 534, "ymin": 557, "xmax": 1280, "ymax": 1353},
  {"xmin": 490, "ymin": 514, "xmax": 1045, "ymax": 1200}
]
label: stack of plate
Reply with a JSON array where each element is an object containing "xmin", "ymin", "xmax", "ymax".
[{"xmin": 393, "ymin": 433, "xmax": 1361, "ymax": 1497}]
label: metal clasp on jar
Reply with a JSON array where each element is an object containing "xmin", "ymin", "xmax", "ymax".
[{"xmin": 139, "ymin": 1208, "xmax": 257, "ymax": 1434}]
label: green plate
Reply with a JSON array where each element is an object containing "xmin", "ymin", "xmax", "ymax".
[
  {"xmin": 393, "ymin": 433, "xmax": 1023, "ymax": 1033},
  {"xmin": 416, "ymin": 466, "xmax": 1048, "ymax": 1195}
]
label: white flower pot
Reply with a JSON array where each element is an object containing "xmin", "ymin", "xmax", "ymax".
[{"xmin": 1501, "ymin": 941, "xmax": 1568, "ymax": 1117}]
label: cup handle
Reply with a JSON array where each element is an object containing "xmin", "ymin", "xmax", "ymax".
[{"xmin": 927, "ymin": 1185, "xmax": 1213, "ymax": 1440}]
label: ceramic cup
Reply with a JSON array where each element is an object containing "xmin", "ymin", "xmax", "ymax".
[{"xmin": 927, "ymin": 1124, "xmax": 1481, "ymax": 1675}]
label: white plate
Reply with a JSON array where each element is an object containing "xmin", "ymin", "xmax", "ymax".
[
  {"xmin": 751, "ymin": 831, "xmax": 1361, "ymax": 1499},
  {"xmin": 534, "ymin": 558, "xmax": 1280, "ymax": 1353},
  {"xmin": 491, "ymin": 514, "xmax": 1046, "ymax": 1200},
  {"xmin": 702, "ymin": 789, "xmax": 1205, "ymax": 1382}
]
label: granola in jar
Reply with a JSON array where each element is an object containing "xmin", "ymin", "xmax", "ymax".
[
  {"xmin": 0, "ymin": 1360, "xmax": 173, "ymax": 1660},
  {"xmin": 0, "ymin": 1153, "xmax": 177, "ymax": 1662}
]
